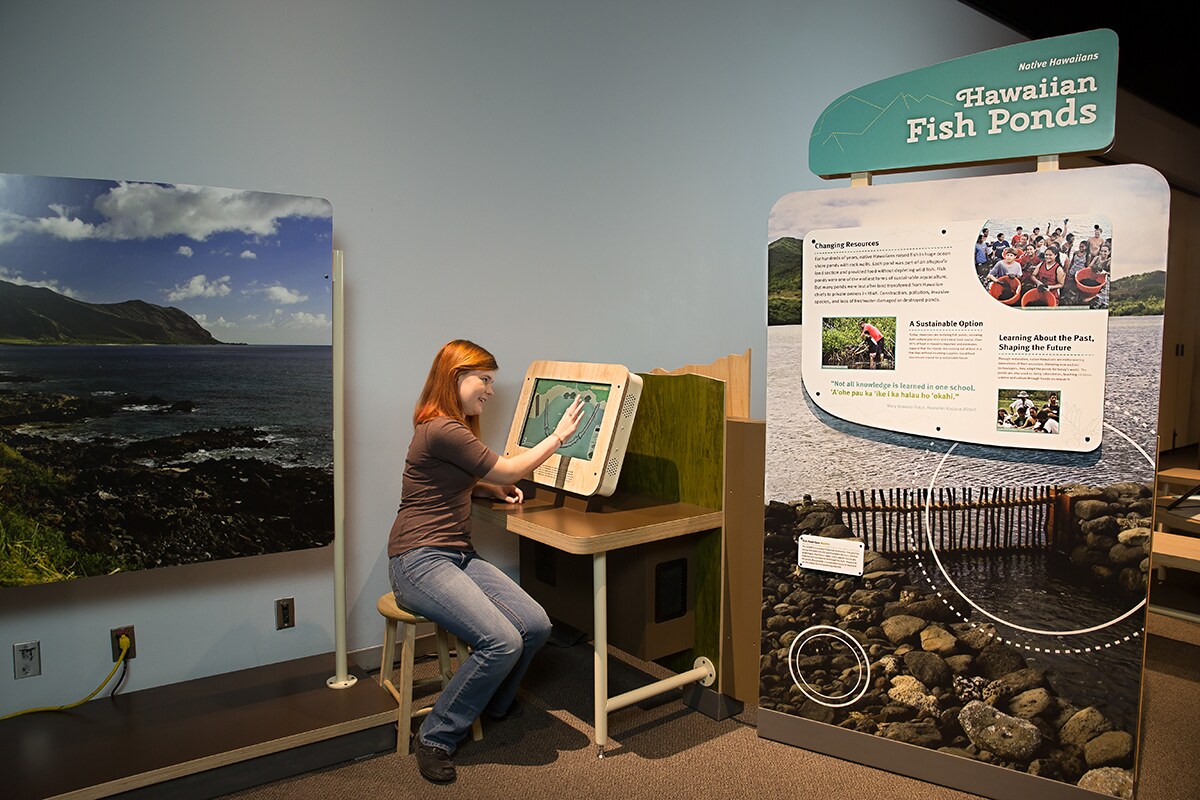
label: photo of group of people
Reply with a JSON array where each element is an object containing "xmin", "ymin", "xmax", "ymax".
[
  {"xmin": 996, "ymin": 388, "xmax": 1061, "ymax": 434},
  {"xmin": 820, "ymin": 317, "xmax": 895, "ymax": 370},
  {"xmin": 975, "ymin": 217, "xmax": 1112, "ymax": 309}
]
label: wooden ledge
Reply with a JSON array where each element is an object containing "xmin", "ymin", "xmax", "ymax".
[{"xmin": 472, "ymin": 489, "xmax": 722, "ymax": 555}]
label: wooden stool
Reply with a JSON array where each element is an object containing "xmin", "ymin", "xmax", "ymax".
[{"xmin": 377, "ymin": 592, "xmax": 483, "ymax": 755}]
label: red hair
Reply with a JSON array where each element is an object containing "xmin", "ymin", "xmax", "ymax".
[{"xmin": 413, "ymin": 339, "xmax": 498, "ymax": 436}]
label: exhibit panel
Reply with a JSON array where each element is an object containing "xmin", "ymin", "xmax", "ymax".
[
  {"xmin": 761, "ymin": 165, "xmax": 1167, "ymax": 799},
  {"xmin": 0, "ymin": 174, "xmax": 335, "ymax": 587}
]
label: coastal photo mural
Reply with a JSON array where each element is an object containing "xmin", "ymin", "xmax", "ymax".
[
  {"xmin": 763, "ymin": 165, "xmax": 1167, "ymax": 797},
  {"xmin": 0, "ymin": 173, "xmax": 334, "ymax": 587}
]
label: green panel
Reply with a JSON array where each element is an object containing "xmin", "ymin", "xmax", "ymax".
[
  {"xmin": 622, "ymin": 373, "xmax": 724, "ymax": 510},
  {"xmin": 677, "ymin": 527, "xmax": 722, "ymax": 672},
  {"xmin": 622, "ymin": 373, "xmax": 724, "ymax": 672}
]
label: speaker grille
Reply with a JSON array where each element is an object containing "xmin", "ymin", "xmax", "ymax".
[
  {"xmin": 620, "ymin": 394, "xmax": 638, "ymax": 420},
  {"xmin": 654, "ymin": 558, "xmax": 687, "ymax": 623}
]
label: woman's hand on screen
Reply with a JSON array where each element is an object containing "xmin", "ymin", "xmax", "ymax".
[{"xmin": 552, "ymin": 396, "xmax": 585, "ymax": 445}]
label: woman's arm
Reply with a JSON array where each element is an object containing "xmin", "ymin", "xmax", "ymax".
[
  {"xmin": 474, "ymin": 480, "xmax": 524, "ymax": 504},
  {"xmin": 483, "ymin": 395, "xmax": 585, "ymax": 484}
]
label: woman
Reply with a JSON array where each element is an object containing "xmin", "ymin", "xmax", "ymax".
[
  {"xmin": 974, "ymin": 234, "xmax": 990, "ymax": 274},
  {"xmin": 1035, "ymin": 246, "xmax": 1065, "ymax": 298},
  {"xmin": 1089, "ymin": 242, "xmax": 1112, "ymax": 275},
  {"xmin": 1016, "ymin": 243, "xmax": 1037, "ymax": 267},
  {"xmin": 1018, "ymin": 245, "xmax": 1040, "ymax": 290},
  {"xmin": 388, "ymin": 339, "xmax": 584, "ymax": 784},
  {"xmin": 1012, "ymin": 405, "xmax": 1037, "ymax": 429},
  {"xmin": 1062, "ymin": 244, "xmax": 1090, "ymax": 305}
]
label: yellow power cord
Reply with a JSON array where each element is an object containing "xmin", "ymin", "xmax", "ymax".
[{"xmin": 1, "ymin": 634, "xmax": 131, "ymax": 721}]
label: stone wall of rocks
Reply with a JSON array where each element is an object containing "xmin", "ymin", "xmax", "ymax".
[
  {"xmin": 762, "ymin": 498, "xmax": 1137, "ymax": 798},
  {"xmin": 1061, "ymin": 482, "xmax": 1154, "ymax": 596}
]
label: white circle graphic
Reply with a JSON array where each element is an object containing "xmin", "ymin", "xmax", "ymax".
[
  {"xmin": 921, "ymin": 436, "xmax": 1147, "ymax": 638},
  {"xmin": 787, "ymin": 624, "xmax": 871, "ymax": 708}
]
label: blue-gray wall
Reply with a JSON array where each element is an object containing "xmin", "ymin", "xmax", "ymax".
[{"xmin": 0, "ymin": 0, "xmax": 1028, "ymax": 712}]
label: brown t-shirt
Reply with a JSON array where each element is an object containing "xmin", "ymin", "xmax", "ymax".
[{"xmin": 387, "ymin": 417, "xmax": 500, "ymax": 558}]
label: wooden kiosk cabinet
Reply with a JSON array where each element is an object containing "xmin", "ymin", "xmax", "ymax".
[
  {"xmin": 520, "ymin": 531, "xmax": 698, "ymax": 661},
  {"xmin": 474, "ymin": 368, "xmax": 765, "ymax": 751}
]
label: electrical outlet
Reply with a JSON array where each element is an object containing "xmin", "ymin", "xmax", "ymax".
[
  {"xmin": 275, "ymin": 597, "xmax": 295, "ymax": 630},
  {"xmin": 110, "ymin": 626, "xmax": 137, "ymax": 661},
  {"xmin": 13, "ymin": 641, "xmax": 41, "ymax": 679}
]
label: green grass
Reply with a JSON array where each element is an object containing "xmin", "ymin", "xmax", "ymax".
[
  {"xmin": 0, "ymin": 441, "xmax": 64, "ymax": 497},
  {"xmin": 767, "ymin": 291, "xmax": 803, "ymax": 325},
  {"xmin": 0, "ymin": 511, "xmax": 81, "ymax": 585},
  {"xmin": 767, "ymin": 237, "xmax": 806, "ymax": 325},
  {"xmin": 0, "ymin": 442, "xmax": 125, "ymax": 586},
  {"xmin": 1109, "ymin": 270, "xmax": 1165, "ymax": 317},
  {"xmin": 1110, "ymin": 296, "xmax": 1165, "ymax": 316}
]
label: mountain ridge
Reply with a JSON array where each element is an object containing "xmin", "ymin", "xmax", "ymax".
[{"xmin": 0, "ymin": 280, "xmax": 221, "ymax": 345}]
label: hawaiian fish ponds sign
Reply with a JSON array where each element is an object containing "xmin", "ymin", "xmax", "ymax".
[{"xmin": 809, "ymin": 29, "xmax": 1117, "ymax": 177}]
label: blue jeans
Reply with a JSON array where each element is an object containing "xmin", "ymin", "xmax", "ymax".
[{"xmin": 388, "ymin": 546, "xmax": 551, "ymax": 754}]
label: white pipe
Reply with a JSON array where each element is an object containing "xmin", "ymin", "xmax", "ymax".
[
  {"xmin": 594, "ymin": 551, "xmax": 608, "ymax": 752},
  {"xmin": 605, "ymin": 663, "xmax": 713, "ymax": 713},
  {"xmin": 328, "ymin": 250, "xmax": 356, "ymax": 689}
]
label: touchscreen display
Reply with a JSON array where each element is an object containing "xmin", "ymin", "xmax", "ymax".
[{"xmin": 518, "ymin": 378, "xmax": 611, "ymax": 460}]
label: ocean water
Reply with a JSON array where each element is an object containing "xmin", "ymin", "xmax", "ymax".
[
  {"xmin": 0, "ymin": 344, "xmax": 332, "ymax": 470},
  {"xmin": 935, "ymin": 548, "xmax": 1145, "ymax": 732}
]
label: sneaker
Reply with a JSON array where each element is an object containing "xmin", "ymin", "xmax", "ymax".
[{"xmin": 414, "ymin": 739, "xmax": 456, "ymax": 784}]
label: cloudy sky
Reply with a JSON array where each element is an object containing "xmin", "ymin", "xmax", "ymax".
[{"xmin": 0, "ymin": 173, "xmax": 333, "ymax": 345}]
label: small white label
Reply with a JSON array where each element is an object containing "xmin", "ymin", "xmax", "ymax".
[{"xmin": 799, "ymin": 535, "xmax": 865, "ymax": 577}]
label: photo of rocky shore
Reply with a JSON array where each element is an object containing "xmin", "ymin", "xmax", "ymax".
[
  {"xmin": 1, "ymin": 378, "xmax": 333, "ymax": 586},
  {"xmin": 0, "ymin": 173, "xmax": 335, "ymax": 586}
]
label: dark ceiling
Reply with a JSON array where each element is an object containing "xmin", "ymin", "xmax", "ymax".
[{"xmin": 960, "ymin": 3, "xmax": 1196, "ymax": 130}]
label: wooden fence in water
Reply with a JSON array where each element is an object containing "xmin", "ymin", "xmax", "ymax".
[{"xmin": 834, "ymin": 486, "xmax": 1059, "ymax": 554}]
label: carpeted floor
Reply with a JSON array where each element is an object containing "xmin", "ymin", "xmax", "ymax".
[{"xmin": 221, "ymin": 612, "xmax": 1200, "ymax": 800}]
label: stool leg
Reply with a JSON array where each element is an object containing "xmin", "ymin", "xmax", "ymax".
[
  {"xmin": 435, "ymin": 627, "xmax": 454, "ymax": 688},
  {"xmin": 379, "ymin": 618, "xmax": 397, "ymax": 688},
  {"xmin": 396, "ymin": 621, "xmax": 418, "ymax": 755},
  {"xmin": 453, "ymin": 633, "xmax": 484, "ymax": 742}
]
